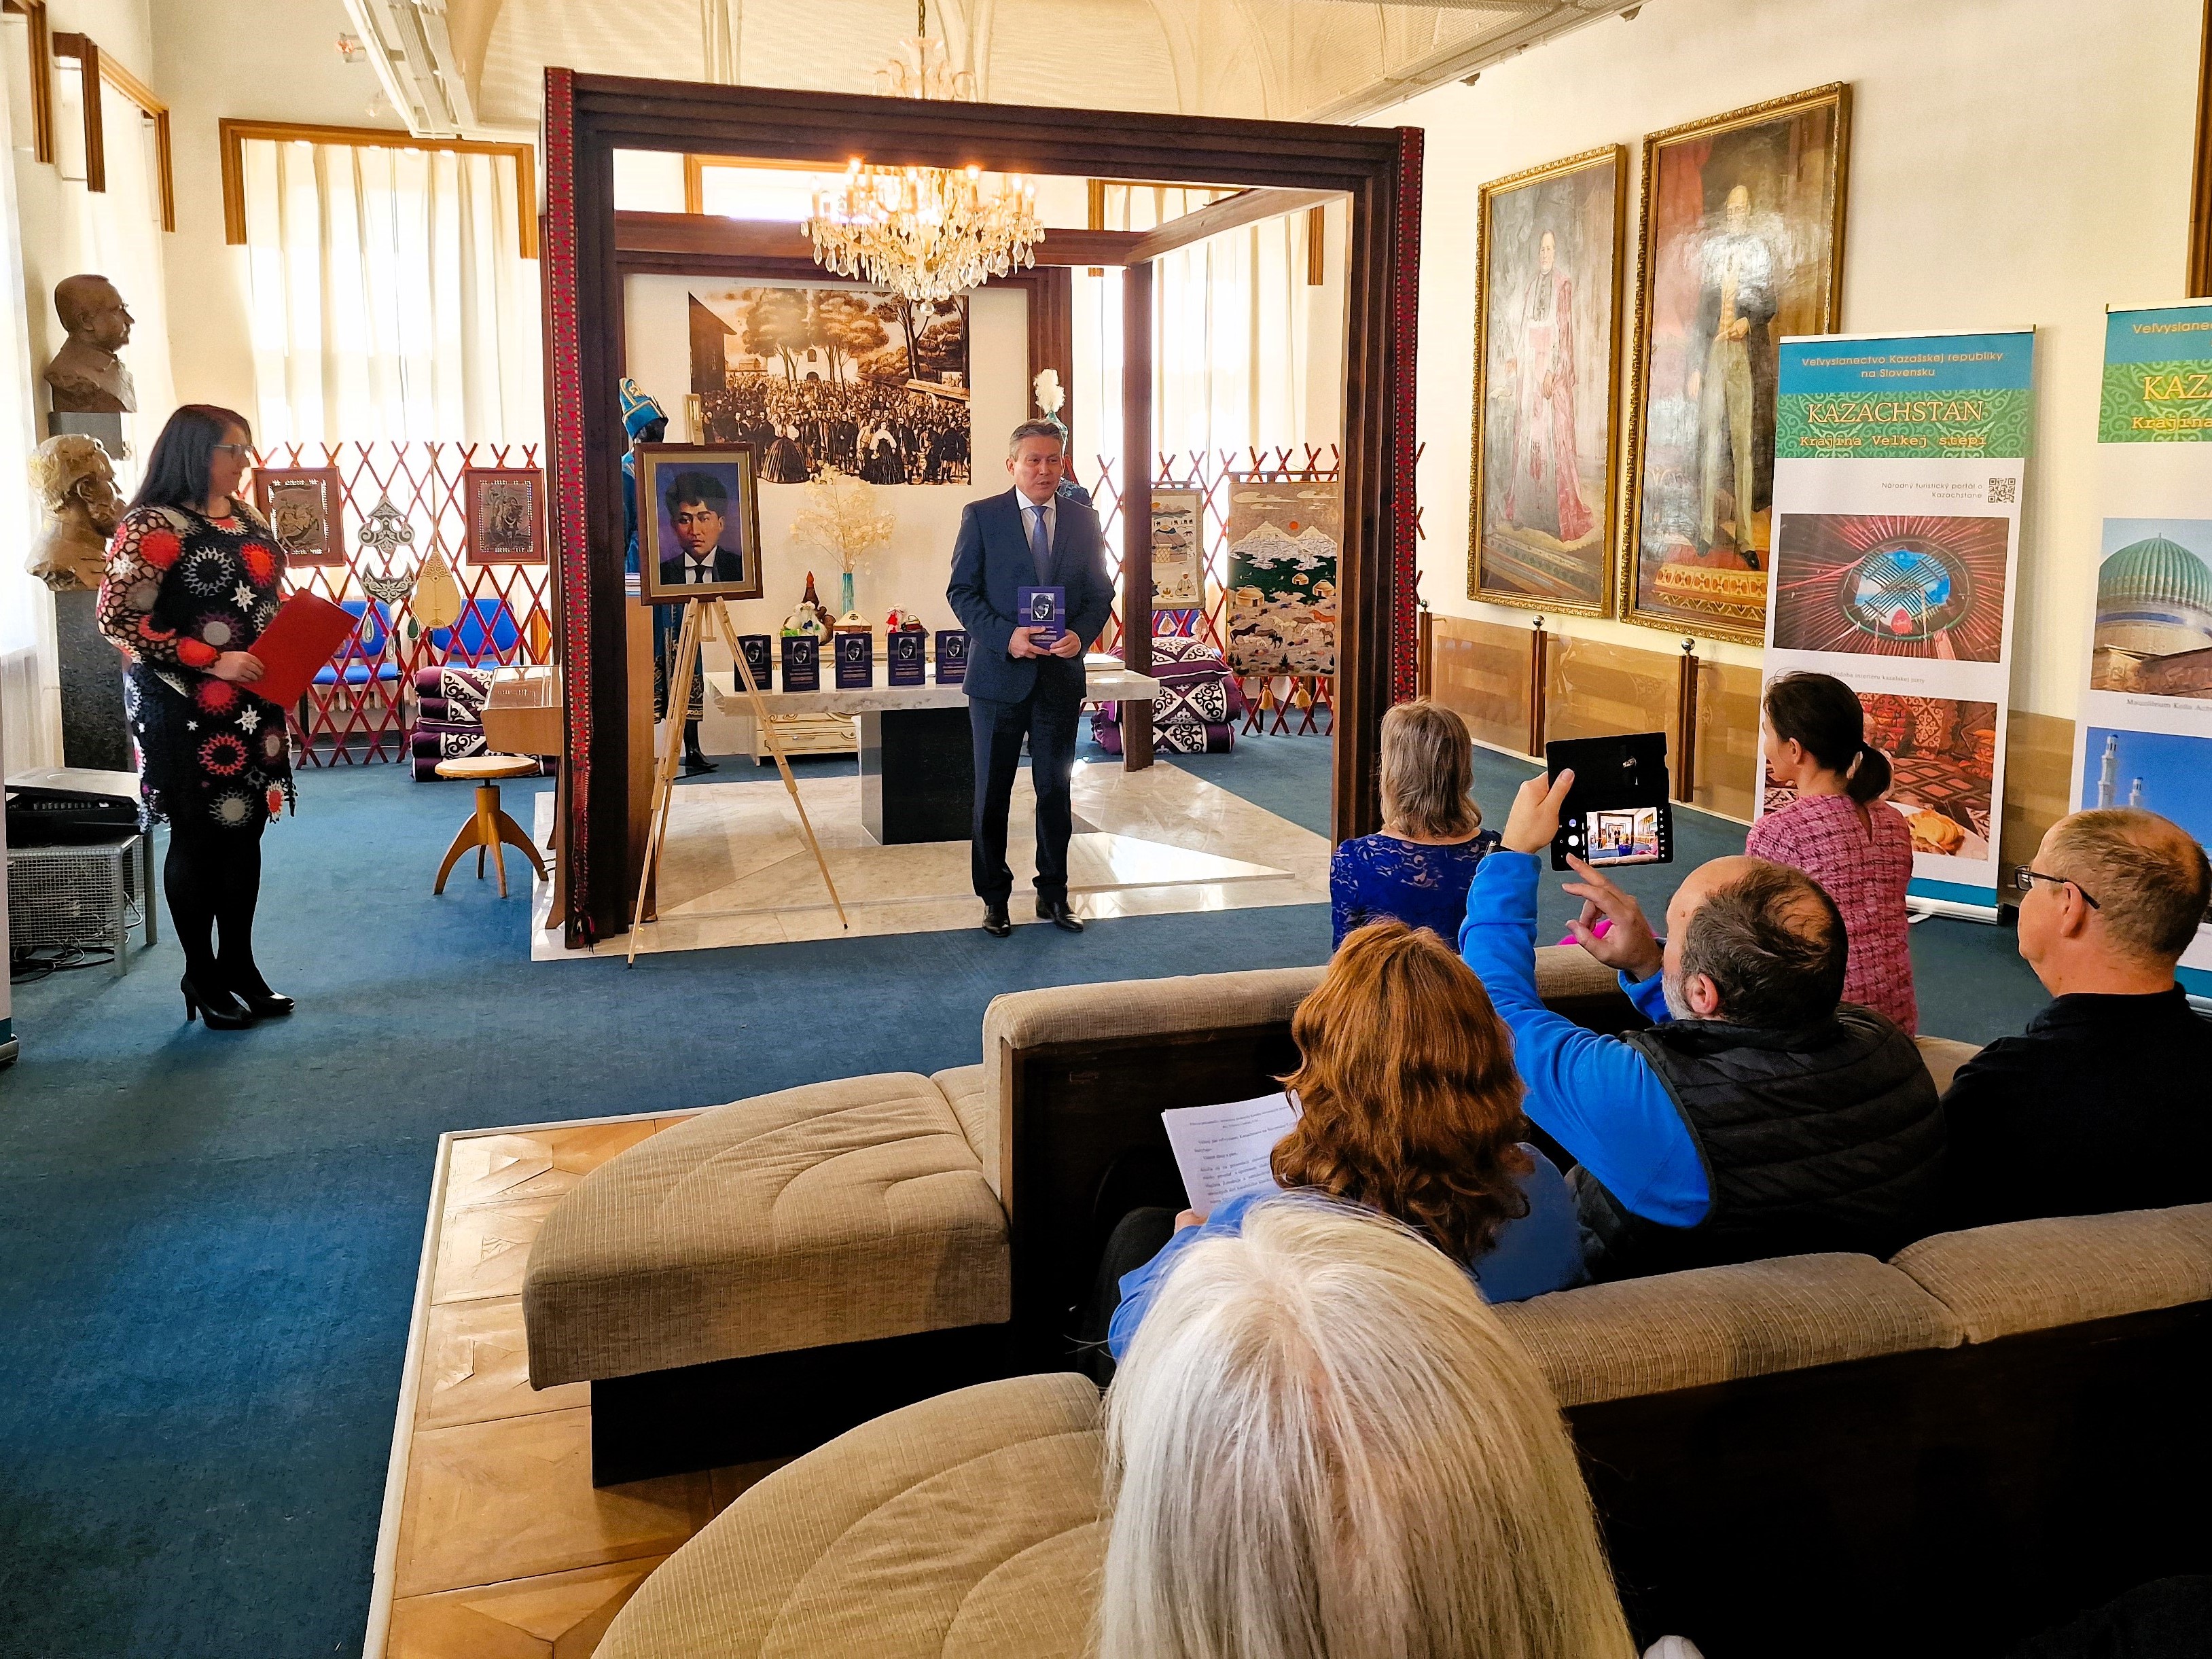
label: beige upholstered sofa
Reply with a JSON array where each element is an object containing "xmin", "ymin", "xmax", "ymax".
[
  {"xmin": 525, "ymin": 947, "xmax": 1675, "ymax": 1482},
  {"xmin": 599, "ymin": 1200, "xmax": 2212, "ymax": 1659},
  {"xmin": 524, "ymin": 953, "xmax": 1985, "ymax": 1484}
]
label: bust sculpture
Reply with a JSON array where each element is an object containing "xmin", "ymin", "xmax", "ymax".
[
  {"xmin": 26, "ymin": 433, "xmax": 122, "ymax": 591},
  {"xmin": 44, "ymin": 274, "xmax": 137, "ymax": 414}
]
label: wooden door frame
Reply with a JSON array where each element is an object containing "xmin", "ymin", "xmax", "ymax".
[{"xmin": 543, "ymin": 72, "xmax": 1421, "ymax": 946}]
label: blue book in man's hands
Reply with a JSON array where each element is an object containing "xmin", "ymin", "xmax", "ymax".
[{"xmin": 1018, "ymin": 585, "xmax": 1067, "ymax": 647}]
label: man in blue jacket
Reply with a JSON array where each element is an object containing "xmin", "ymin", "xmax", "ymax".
[
  {"xmin": 1460, "ymin": 770, "xmax": 1943, "ymax": 1279},
  {"xmin": 946, "ymin": 421, "xmax": 1113, "ymax": 938}
]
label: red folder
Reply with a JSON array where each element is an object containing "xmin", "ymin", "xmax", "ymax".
[{"xmin": 248, "ymin": 590, "xmax": 359, "ymax": 707}]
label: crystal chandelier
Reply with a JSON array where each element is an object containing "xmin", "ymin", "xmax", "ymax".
[{"xmin": 802, "ymin": 4, "xmax": 1043, "ymax": 305}]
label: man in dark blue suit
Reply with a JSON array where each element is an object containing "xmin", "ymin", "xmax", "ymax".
[{"xmin": 946, "ymin": 421, "xmax": 1113, "ymax": 937}]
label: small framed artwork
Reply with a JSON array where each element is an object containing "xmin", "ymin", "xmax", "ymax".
[
  {"xmin": 1151, "ymin": 485, "xmax": 1207, "ymax": 611},
  {"xmin": 1469, "ymin": 145, "xmax": 1626, "ymax": 616},
  {"xmin": 253, "ymin": 466, "xmax": 344, "ymax": 566},
  {"xmin": 636, "ymin": 442, "xmax": 765, "ymax": 603},
  {"xmin": 462, "ymin": 467, "xmax": 546, "ymax": 564}
]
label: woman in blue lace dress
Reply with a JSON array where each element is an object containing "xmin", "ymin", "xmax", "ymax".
[{"xmin": 1330, "ymin": 700, "xmax": 1499, "ymax": 948}]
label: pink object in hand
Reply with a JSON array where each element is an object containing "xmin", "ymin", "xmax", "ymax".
[{"xmin": 1558, "ymin": 917, "xmax": 1612, "ymax": 948}]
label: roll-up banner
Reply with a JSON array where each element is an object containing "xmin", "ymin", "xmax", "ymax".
[
  {"xmin": 2072, "ymin": 300, "xmax": 2212, "ymax": 997},
  {"xmin": 1762, "ymin": 329, "xmax": 2037, "ymax": 918}
]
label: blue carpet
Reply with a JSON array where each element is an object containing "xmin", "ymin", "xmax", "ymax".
[{"xmin": 0, "ymin": 730, "xmax": 2045, "ymax": 1656}]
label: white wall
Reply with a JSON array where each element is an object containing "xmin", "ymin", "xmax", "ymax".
[
  {"xmin": 1382, "ymin": 0, "xmax": 2203, "ymax": 719},
  {"xmin": 154, "ymin": 0, "xmax": 394, "ymax": 421}
]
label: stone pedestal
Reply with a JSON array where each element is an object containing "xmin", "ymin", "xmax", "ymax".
[
  {"xmin": 48, "ymin": 410, "xmax": 126, "ymax": 459},
  {"xmin": 54, "ymin": 587, "xmax": 131, "ymax": 772}
]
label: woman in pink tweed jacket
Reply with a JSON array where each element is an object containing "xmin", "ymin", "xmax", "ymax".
[{"xmin": 1748, "ymin": 672, "xmax": 1918, "ymax": 1033}]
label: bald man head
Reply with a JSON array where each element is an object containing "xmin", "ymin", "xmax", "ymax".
[{"xmin": 1664, "ymin": 855, "xmax": 1848, "ymax": 1028}]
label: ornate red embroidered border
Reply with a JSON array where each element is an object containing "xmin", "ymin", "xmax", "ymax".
[
  {"xmin": 1391, "ymin": 126, "xmax": 1424, "ymax": 705},
  {"xmin": 543, "ymin": 68, "xmax": 594, "ymax": 949}
]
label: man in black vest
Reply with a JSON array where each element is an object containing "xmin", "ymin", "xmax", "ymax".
[{"xmin": 1458, "ymin": 770, "xmax": 1944, "ymax": 1281}]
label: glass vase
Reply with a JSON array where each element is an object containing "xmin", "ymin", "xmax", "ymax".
[{"xmin": 839, "ymin": 570, "xmax": 855, "ymax": 618}]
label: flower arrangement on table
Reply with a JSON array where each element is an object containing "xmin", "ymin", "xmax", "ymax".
[{"xmin": 789, "ymin": 468, "xmax": 895, "ymax": 620}]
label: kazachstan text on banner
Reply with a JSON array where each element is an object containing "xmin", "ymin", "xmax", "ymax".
[
  {"xmin": 2072, "ymin": 300, "xmax": 2212, "ymax": 996},
  {"xmin": 1762, "ymin": 329, "xmax": 2037, "ymax": 914}
]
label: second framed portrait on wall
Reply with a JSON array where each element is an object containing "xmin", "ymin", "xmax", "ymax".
[
  {"xmin": 1620, "ymin": 82, "xmax": 1852, "ymax": 643},
  {"xmin": 635, "ymin": 443, "xmax": 766, "ymax": 603},
  {"xmin": 1469, "ymin": 144, "xmax": 1626, "ymax": 615}
]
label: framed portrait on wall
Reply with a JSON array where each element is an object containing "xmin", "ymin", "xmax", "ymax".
[
  {"xmin": 1151, "ymin": 485, "xmax": 1206, "ymax": 611},
  {"xmin": 462, "ymin": 467, "xmax": 546, "ymax": 564},
  {"xmin": 253, "ymin": 465, "xmax": 345, "ymax": 567},
  {"xmin": 636, "ymin": 442, "xmax": 766, "ymax": 603},
  {"xmin": 1620, "ymin": 83, "xmax": 1852, "ymax": 643},
  {"xmin": 1469, "ymin": 144, "xmax": 1626, "ymax": 616}
]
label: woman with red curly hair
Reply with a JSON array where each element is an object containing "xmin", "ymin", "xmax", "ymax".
[
  {"xmin": 98, "ymin": 405, "xmax": 296, "ymax": 1029},
  {"xmin": 1090, "ymin": 918, "xmax": 1585, "ymax": 1374}
]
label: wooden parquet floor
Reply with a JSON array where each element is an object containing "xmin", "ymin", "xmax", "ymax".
[{"xmin": 368, "ymin": 1113, "xmax": 784, "ymax": 1658}]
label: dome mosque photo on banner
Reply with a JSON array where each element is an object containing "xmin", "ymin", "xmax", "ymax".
[
  {"xmin": 1770, "ymin": 512, "xmax": 2010, "ymax": 662},
  {"xmin": 2090, "ymin": 519, "xmax": 2212, "ymax": 701},
  {"xmin": 689, "ymin": 282, "xmax": 971, "ymax": 486}
]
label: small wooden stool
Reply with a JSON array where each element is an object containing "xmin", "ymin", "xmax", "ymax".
[{"xmin": 433, "ymin": 755, "xmax": 549, "ymax": 899}]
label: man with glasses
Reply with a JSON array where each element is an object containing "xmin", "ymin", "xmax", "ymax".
[{"xmin": 1942, "ymin": 807, "xmax": 2212, "ymax": 1227}]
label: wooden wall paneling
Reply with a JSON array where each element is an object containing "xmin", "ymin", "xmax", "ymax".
[
  {"xmin": 50, "ymin": 31, "xmax": 100, "ymax": 192},
  {"xmin": 1998, "ymin": 710, "xmax": 2077, "ymax": 889},
  {"xmin": 1689, "ymin": 656, "xmax": 1762, "ymax": 823},
  {"xmin": 554, "ymin": 74, "xmax": 1416, "ymax": 940},
  {"xmin": 1427, "ymin": 613, "xmax": 1533, "ymax": 755},
  {"xmin": 1542, "ymin": 632, "xmax": 1677, "ymax": 749},
  {"xmin": 1121, "ymin": 260, "xmax": 1154, "ymax": 770},
  {"xmin": 2, "ymin": 1, "xmax": 54, "ymax": 165}
]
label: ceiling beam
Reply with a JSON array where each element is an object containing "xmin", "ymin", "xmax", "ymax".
[{"xmin": 1122, "ymin": 185, "xmax": 1343, "ymax": 263}]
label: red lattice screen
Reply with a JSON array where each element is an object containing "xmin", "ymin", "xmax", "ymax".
[{"xmin": 257, "ymin": 441, "xmax": 554, "ymax": 766}]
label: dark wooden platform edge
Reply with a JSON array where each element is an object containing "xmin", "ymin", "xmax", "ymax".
[{"xmin": 588, "ymin": 1320, "xmax": 1012, "ymax": 1486}]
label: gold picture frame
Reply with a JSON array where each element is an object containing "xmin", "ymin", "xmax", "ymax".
[
  {"xmin": 636, "ymin": 442, "xmax": 766, "ymax": 603},
  {"xmin": 1468, "ymin": 144, "xmax": 1626, "ymax": 617},
  {"xmin": 1618, "ymin": 82, "xmax": 1853, "ymax": 643}
]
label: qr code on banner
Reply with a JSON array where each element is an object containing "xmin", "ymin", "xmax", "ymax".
[{"xmin": 1988, "ymin": 476, "xmax": 2018, "ymax": 505}]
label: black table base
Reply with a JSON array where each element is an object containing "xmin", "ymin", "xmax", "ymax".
[{"xmin": 859, "ymin": 707, "xmax": 975, "ymax": 845}]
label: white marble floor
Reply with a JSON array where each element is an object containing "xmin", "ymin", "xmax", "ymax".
[{"xmin": 528, "ymin": 760, "xmax": 1331, "ymax": 960}]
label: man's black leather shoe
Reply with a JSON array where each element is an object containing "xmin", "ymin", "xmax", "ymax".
[
  {"xmin": 982, "ymin": 904, "xmax": 1013, "ymax": 938},
  {"xmin": 1037, "ymin": 897, "xmax": 1084, "ymax": 933}
]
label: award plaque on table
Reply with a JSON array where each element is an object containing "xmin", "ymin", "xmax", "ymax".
[
  {"xmin": 780, "ymin": 634, "xmax": 820, "ymax": 692},
  {"xmin": 935, "ymin": 630, "xmax": 968, "ymax": 685},
  {"xmin": 834, "ymin": 630, "xmax": 874, "ymax": 689},
  {"xmin": 736, "ymin": 633, "xmax": 773, "ymax": 688},
  {"xmin": 1017, "ymin": 585, "xmax": 1067, "ymax": 646},
  {"xmin": 887, "ymin": 631, "xmax": 927, "ymax": 686}
]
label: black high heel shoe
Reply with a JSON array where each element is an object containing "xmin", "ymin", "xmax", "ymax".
[
  {"xmin": 225, "ymin": 968, "xmax": 295, "ymax": 1018},
  {"xmin": 181, "ymin": 974, "xmax": 257, "ymax": 1031}
]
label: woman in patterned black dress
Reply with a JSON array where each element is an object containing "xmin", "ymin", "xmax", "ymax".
[{"xmin": 97, "ymin": 405, "xmax": 296, "ymax": 1029}]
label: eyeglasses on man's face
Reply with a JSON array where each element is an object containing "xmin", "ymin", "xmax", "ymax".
[{"xmin": 2011, "ymin": 866, "xmax": 2100, "ymax": 910}]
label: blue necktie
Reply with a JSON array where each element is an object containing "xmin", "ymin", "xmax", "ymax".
[{"xmin": 1028, "ymin": 503, "xmax": 1052, "ymax": 583}]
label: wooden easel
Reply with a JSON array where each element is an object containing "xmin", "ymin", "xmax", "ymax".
[{"xmin": 628, "ymin": 598, "xmax": 846, "ymax": 965}]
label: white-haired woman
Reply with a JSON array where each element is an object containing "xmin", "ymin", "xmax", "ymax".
[{"xmin": 1099, "ymin": 1195, "xmax": 1638, "ymax": 1659}]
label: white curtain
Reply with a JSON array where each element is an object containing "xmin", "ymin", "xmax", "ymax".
[
  {"xmin": 242, "ymin": 139, "xmax": 541, "ymax": 445},
  {"xmin": 1073, "ymin": 187, "xmax": 1342, "ymax": 475}
]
